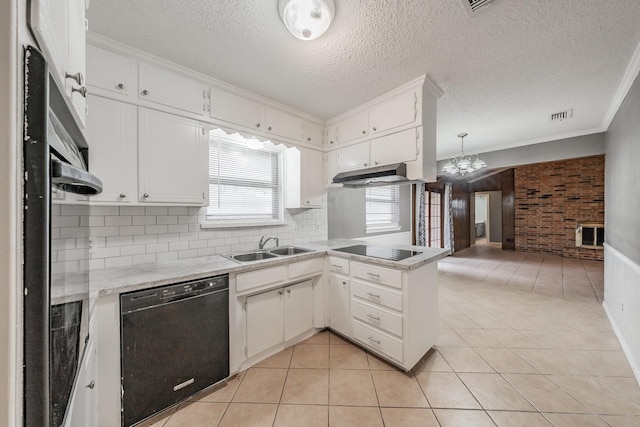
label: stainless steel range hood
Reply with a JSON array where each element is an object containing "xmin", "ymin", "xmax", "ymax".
[{"xmin": 332, "ymin": 162, "xmax": 409, "ymax": 187}]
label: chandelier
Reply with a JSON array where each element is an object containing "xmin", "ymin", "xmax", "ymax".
[{"xmin": 441, "ymin": 133, "xmax": 487, "ymax": 176}]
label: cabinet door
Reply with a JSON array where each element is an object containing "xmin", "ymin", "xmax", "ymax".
[
  {"xmin": 86, "ymin": 44, "xmax": 136, "ymax": 97},
  {"xmin": 138, "ymin": 108, "xmax": 208, "ymax": 205},
  {"xmin": 67, "ymin": 0, "xmax": 86, "ymax": 125},
  {"xmin": 210, "ymin": 87, "xmax": 264, "ymax": 131},
  {"xmin": 325, "ymin": 150, "xmax": 337, "ymax": 187},
  {"xmin": 337, "ymin": 111, "xmax": 369, "ymax": 144},
  {"xmin": 303, "ymin": 121, "xmax": 324, "ymax": 147},
  {"xmin": 138, "ymin": 62, "xmax": 208, "ymax": 115},
  {"xmin": 369, "ymin": 90, "xmax": 418, "ymax": 135},
  {"xmin": 246, "ymin": 289, "xmax": 284, "ymax": 357},
  {"xmin": 284, "ymin": 281, "xmax": 314, "ymax": 341},
  {"xmin": 301, "ymin": 148, "xmax": 325, "ymax": 207},
  {"xmin": 85, "ymin": 96, "xmax": 137, "ymax": 203},
  {"xmin": 336, "ymin": 141, "xmax": 370, "ymax": 172},
  {"xmin": 328, "ymin": 275, "xmax": 351, "ymax": 337},
  {"xmin": 326, "ymin": 124, "xmax": 338, "ymax": 147},
  {"xmin": 265, "ymin": 107, "xmax": 303, "ymax": 141},
  {"xmin": 369, "ymin": 128, "xmax": 419, "ymax": 167}
]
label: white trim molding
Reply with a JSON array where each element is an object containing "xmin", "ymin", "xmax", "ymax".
[
  {"xmin": 603, "ymin": 243, "xmax": 640, "ymax": 386},
  {"xmin": 602, "ymin": 40, "xmax": 640, "ymax": 131}
]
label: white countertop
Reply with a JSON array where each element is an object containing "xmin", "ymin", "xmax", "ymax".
[{"xmin": 90, "ymin": 240, "xmax": 450, "ymax": 297}]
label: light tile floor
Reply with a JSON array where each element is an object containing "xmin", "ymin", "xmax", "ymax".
[{"xmin": 147, "ymin": 245, "xmax": 640, "ymax": 426}]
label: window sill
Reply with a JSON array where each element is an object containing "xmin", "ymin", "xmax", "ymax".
[
  {"xmin": 201, "ymin": 220, "xmax": 286, "ymax": 229},
  {"xmin": 365, "ymin": 225, "xmax": 403, "ymax": 234}
]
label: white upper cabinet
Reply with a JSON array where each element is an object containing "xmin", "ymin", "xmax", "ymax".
[
  {"xmin": 86, "ymin": 44, "xmax": 136, "ymax": 97},
  {"xmin": 31, "ymin": 0, "xmax": 88, "ymax": 126},
  {"xmin": 138, "ymin": 62, "xmax": 209, "ymax": 115},
  {"xmin": 325, "ymin": 150, "xmax": 338, "ymax": 186},
  {"xmin": 85, "ymin": 96, "xmax": 137, "ymax": 203},
  {"xmin": 210, "ymin": 87, "xmax": 264, "ymax": 131},
  {"xmin": 337, "ymin": 110, "xmax": 369, "ymax": 144},
  {"xmin": 285, "ymin": 147, "xmax": 325, "ymax": 208},
  {"xmin": 264, "ymin": 107, "xmax": 303, "ymax": 141},
  {"xmin": 327, "ymin": 124, "xmax": 338, "ymax": 147},
  {"xmin": 303, "ymin": 120, "xmax": 324, "ymax": 147},
  {"xmin": 369, "ymin": 89, "xmax": 418, "ymax": 136},
  {"xmin": 138, "ymin": 108, "xmax": 209, "ymax": 205},
  {"xmin": 336, "ymin": 141, "xmax": 369, "ymax": 172},
  {"xmin": 369, "ymin": 128, "xmax": 419, "ymax": 166}
]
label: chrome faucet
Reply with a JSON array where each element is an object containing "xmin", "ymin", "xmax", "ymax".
[{"xmin": 259, "ymin": 236, "xmax": 279, "ymax": 250}]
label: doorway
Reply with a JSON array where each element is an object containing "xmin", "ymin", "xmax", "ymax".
[{"xmin": 474, "ymin": 191, "xmax": 502, "ymax": 248}]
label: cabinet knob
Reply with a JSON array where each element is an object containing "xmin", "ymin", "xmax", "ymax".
[
  {"xmin": 71, "ymin": 86, "xmax": 88, "ymax": 97},
  {"xmin": 374, "ymin": 161, "xmax": 379, "ymax": 165},
  {"xmin": 65, "ymin": 71, "xmax": 84, "ymax": 85},
  {"xmin": 268, "ymin": 126, "xmax": 272, "ymax": 131},
  {"xmin": 287, "ymin": 289, "xmax": 291, "ymax": 294},
  {"xmin": 307, "ymin": 137, "xmax": 311, "ymax": 141},
  {"xmin": 363, "ymin": 163, "xmax": 368, "ymax": 167},
  {"xmin": 119, "ymin": 193, "xmax": 126, "ymax": 199},
  {"xmin": 329, "ymin": 140, "xmax": 334, "ymax": 145},
  {"xmin": 305, "ymin": 201, "xmax": 310, "ymax": 204},
  {"xmin": 342, "ymin": 281, "xmax": 346, "ymax": 285},
  {"xmin": 117, "ymin": 83, "xmax": 125, "ymax": 90},
  {"xmin": 373, "ymin": 127, "xmax": 377, "ymax": 132},
  {"xmin": 278, "ymin": 290, "xmax": 283, "ymax": 295},
  {"xmin": 142, "ymin": 193, "xmax": 149, "ymax": 198},
  {"xmin": 361, "ymin": 130, "xmax": 366, "ymax": 134},
  {"xmin": 256, "ymin": 123, "xmax": 261, "ymax": 128},
  {"xmin": 86, "ymin": 380, "xmax": 95, "ymax": 389},
  {"xmin": 141, "ymin": 89, "xmax": 149, "ymax": 96}
]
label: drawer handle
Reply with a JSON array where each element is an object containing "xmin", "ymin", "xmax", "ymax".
[
  {"xmin": 366, "ymin": 272, "xmax": 380, "ymax": 278},
  {"xmin": 331, "ymin": 264, "xmax": 342, "ymax": 269},
  {"xmin": 366, "ymin": 292, "xmax": 380, "ymax": 299},
  {"xmin": 65, "ymin": 71, "xmax": 84, "ymax": 85},
  {"xmin": 367, "ymin": 336, "xmax": 381, "ymax": 345},
  {"xmin": 366, "ymin": 314, "xmax": 381, "ymax": 321}
]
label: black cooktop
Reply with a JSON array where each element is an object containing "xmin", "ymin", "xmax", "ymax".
[{"xmin": 333, "ymin": 245, "xmax": 421, "ymax": 261}]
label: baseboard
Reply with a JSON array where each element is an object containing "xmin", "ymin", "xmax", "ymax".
[{"xmin": 603, "ymin": 301, "xmax": 640, "ymax": 386}]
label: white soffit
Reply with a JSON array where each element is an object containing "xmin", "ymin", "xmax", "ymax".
[{"xmin": 87, "ymin": 0, "xmax": 640, "ymax": 158}]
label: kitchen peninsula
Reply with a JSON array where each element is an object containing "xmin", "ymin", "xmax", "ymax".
[{"xmin": 92, "ymin": 240, "xmax": 449, "ymax": 426}]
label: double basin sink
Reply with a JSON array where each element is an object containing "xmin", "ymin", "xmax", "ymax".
[{"xmin": 226, "ymin": 246, "xmax": 313, "ymax": 263}]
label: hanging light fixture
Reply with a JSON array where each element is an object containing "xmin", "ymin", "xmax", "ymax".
[
  {"xmin": 441, "ymin": 133, "xmax": 488, "ymax": 176},
  {"xmin": 278, "ymin": 0, "xmax": 335, "ymax": 41}
]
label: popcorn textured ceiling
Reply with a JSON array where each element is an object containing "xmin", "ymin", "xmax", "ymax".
[{"xmin": 88, "ymin": 0, "xmax": 640, "ymax": 158}]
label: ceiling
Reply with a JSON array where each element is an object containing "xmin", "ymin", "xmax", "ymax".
[{"xmin": 87, "ymin": 0, "xmax": 640, "ymax": 159}]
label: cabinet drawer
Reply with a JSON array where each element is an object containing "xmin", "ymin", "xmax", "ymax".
[
  {"xmin": 236, "ymin": 265, "xmax": 286, "ymax": 292},
  {"xmin": 328, "ymin": 257, "xmax": 350, "ymax": 274},
  {"xmin": 353, "ymin": 319, "xmax": 403, "ymax": 363},
  {"xmin": 352, "ymin": 299, "xmax": 403, "ymax": 337},
  {"xmin": 352, "ymin": 262, "xmax": 402, "ymax": 289},
  {"xmin": 289, "ymin": 257, "xmax": 324, "ymax": 280},
  {"xmin": 351, "ymin": 280, "xmax": 402, "ymax": 312}
]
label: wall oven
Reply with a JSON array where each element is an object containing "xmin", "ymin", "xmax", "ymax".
[{"xmin": 23, "ymin": 46, "xmax": 103, "ymax": 427}]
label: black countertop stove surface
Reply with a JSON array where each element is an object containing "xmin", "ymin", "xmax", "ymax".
[{"xmin": 333, "ymin": 245, "xmax": 422, "ymax": 261}]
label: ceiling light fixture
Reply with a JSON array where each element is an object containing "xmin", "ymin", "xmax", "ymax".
[
  {"xmin": 278, "ymin": 0, "xmax": 335, "ymax": 41},
  {"xmin": 441, "ymin": 133, "xmax": 488, "ymax": 176}
]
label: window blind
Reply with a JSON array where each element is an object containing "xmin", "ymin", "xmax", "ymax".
[
  {"xmin": 206, "ymin": 137, "xmax": 282, "ymax": 223},
  {"xmin": 365, "ymin": 185, "xmax": 400, "ymax": 229}
]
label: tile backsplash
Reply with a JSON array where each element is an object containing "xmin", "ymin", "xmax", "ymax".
[{"xmin": 83, "ymin": 205, "xmax": 327, "ymax": 271}]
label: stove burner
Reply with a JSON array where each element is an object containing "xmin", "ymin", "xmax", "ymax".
[{"xmin": 333, "ymin": 245, "xmax": 421, "ymax": 261}]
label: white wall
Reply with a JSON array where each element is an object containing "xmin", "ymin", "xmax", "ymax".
[
  {"xmin": 604, "ymin": 70, "xmax": 640, "ymax": 384},
  {"xmin": 1, "ymin": 0, "xmax": 20, "ymax": 425}
]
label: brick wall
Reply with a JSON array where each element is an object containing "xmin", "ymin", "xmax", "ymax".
[{"xmin": 514, "ymin": 155, "xmax": 605, "ymax": 261}]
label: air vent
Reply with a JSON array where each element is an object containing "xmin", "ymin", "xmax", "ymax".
[
  {"xmin": 462, "ymin": 0, "xmax": 496, "ymax": 15},
  {"xmin": 549, "ymin": 109, "xmax": 573, "ymax": 122}
]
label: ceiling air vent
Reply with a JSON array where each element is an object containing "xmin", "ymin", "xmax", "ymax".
[
  {"xmin": 462, "ymin": 0, "xmax": 497, "ymax": 15},
  {"xmin": 549, "ymin": 109, "xmax": 573, "ymax": 122}
]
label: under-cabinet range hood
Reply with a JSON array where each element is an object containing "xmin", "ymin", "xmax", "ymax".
[{"xmin": 332, "ymin": 162, "xmax": 409, "ymax": 187}]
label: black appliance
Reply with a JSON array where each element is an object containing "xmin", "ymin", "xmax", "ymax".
[
  {"xmin": 23, "ymin": 46, "xmax": 103, "ymax": 427},
  {"xmin": 120, "ymin": 275, "xmax": 230, "ymax": 427},
  {"xmin": 333, "ymin": 245, "xmax": 422, "ymax": 261}
]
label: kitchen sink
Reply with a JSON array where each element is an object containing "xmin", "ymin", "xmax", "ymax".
[
  {"xmin": 228, "ymin": 251, "xmax": 278, "ymax": 262},
  {"xmin": 268, "ymin": 246, "xmax": 312, "ymax": 256}
]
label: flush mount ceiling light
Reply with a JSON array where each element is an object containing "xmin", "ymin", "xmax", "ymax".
[
  {"xmin": 441, "ymin": 133, "xmax": 488, "ymax": 176},
  {"xmin": 278, "ymin": 0, "xmax": 335, "ymax": 41}
]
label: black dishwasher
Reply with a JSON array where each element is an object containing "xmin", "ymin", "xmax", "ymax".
[{"xmin": 120, "ymin": 275, "xmax": 229, "ymax": 427}]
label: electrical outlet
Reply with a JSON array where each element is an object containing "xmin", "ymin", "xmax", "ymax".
[
  {"xmin": 315, "ymin": 223, "xmax": 320, "ymax": 232},
  {"xmin": 89, "ymin": 236, "xmax": 97, "ymax": 254},
  {"xmin": 621, "ymin": 302, "xmax": 624, "ymax": 312}
]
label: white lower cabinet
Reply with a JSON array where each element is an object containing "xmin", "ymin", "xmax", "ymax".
[
  {"xmin": 246, "ymin": 280, "xmax": 313, "ymax": 358},
  {"xmin": 327, "ymin": 274, "xmax": 351, "ymax": 337},
  {"xmin": 138, "ymin": 108, "xmax": 209, "ymax": 205}
]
